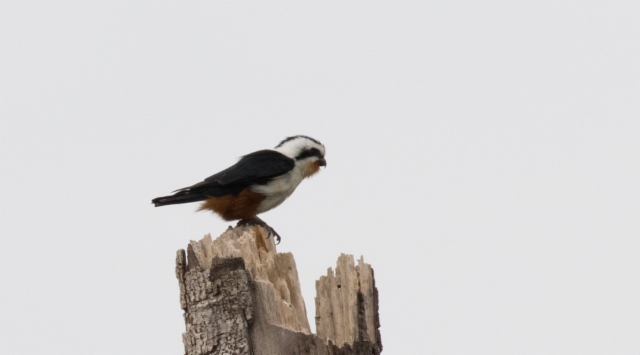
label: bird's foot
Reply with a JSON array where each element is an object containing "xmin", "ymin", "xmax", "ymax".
[{"xmin": 237, "ymin": 217, "xmax": 281, "ymax": 244}]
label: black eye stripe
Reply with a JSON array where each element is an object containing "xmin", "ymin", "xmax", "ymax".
[{"xmin": 295, "ymin": 148, "xmax": 322, "ymax": 160}]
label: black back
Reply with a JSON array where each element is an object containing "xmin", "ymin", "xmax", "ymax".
[{"xmin": 175, "ymin": 150, "xmax": 295, "ymax": 197}]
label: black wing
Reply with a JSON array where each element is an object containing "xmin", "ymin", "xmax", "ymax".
[
  {"xmin": 205, "ymin": 150, "xmax": 294, "ymax": 185},
  {"xmin": 177, "ymin": 150, "xmax": 294, "ymax": 194},
  {"xmin": 152, "ymin": 150, "xmax": 294, "ymax": 206}
]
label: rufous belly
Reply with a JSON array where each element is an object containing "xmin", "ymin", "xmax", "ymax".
[{"xmin": 197, "ymin": 188, "xmax": 266, "ymax": 221}]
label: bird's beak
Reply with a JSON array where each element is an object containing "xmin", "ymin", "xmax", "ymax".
[{"xmin": 318, "ymin": 158, "xmax": 327, "ymax": 167}]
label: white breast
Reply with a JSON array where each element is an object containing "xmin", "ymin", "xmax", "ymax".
[{"xmin": 251, "ymin": 163, "xmax": 306, "ymax": 214}]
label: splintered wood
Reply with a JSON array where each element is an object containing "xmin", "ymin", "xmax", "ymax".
[
  {"xmin": 175, "ymin": 226, "xmax": 382, "ymax": 355},
  {"xmin": 181, "ymin": 226, "xmax": 310, "ymax": 334},
  {"xmin": 315, "ymin": 255, "xmax": 382, "ymax": 350}
]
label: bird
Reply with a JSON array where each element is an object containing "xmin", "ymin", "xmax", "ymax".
[{"xmin": 152, "ymin": 135, "xmax": 326, "ymax": 243}]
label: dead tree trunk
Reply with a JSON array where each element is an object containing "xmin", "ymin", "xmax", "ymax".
[{"xmin": 175, "ymin": 226, "xmax": 382, "ymax": 355}]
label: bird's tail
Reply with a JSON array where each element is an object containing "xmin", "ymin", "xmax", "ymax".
[{"xmin": 152, "ymin": 191, "xmax": 206, "ymax": 207}]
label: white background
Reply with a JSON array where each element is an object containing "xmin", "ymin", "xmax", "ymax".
[{"xmin": 1, "ymin": 2, "xmax": 638, "ymax": 354}]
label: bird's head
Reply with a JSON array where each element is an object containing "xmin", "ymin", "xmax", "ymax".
[{"xmin": 274, "ymin": 135, "xmax": 326, "ymax": 178}]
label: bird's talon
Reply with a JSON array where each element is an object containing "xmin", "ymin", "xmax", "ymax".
[
  {"xmin": 237, "ymin": 218, "xmax": 281, "ymax": 244},
  {"xmin": 264, "ymin": 228, "xmax": 281, "ymax": 245},
  {"xmin": 268, "ymin": 231, "xmax": 281, "ymax": 245}
]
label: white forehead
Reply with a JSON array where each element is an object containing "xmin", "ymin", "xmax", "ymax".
[{"xmin": 273, "ymin": 136, "xmax": 325, "ymax": 159}]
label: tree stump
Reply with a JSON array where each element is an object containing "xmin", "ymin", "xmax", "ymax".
[{"xmin": 175, "ymin": 226, "xmax": 382, "ymax": 355}]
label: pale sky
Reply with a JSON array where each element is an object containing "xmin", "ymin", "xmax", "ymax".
[{"xmin": 1, "ymin": 2, "xmax": 638, "ymax": 354}]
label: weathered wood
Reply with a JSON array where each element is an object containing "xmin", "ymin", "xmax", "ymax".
[
  {"xmin": 176, "ymin": 252, "xmax": 253, "ymax": 355},
  {"xmin": 315, "ymin": 255, "xmax": 382, "ymax": 352},
  {"xmin": 175, "ymin": 226, "xmax": 382, "ymax": 355}
]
